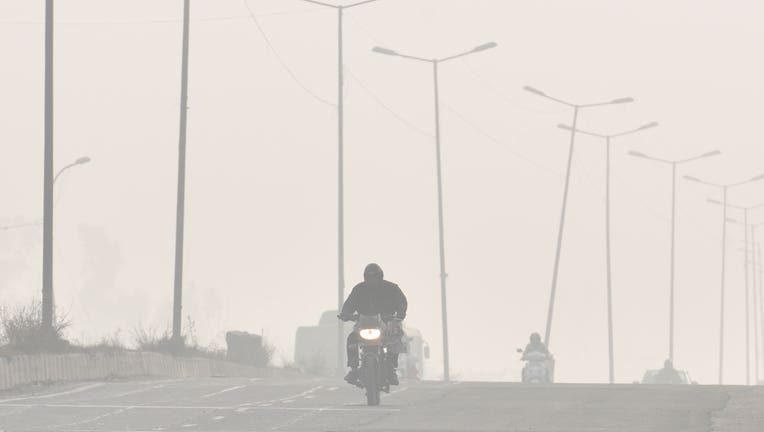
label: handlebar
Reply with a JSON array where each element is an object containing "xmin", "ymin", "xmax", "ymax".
[{"xmin": 337, "ymin": 313, "xmax": 403, "ymax": 322}]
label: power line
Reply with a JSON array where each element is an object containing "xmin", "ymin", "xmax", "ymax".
[
  {"xmin": 241, "ymin": 0, "xmax": 336, "ymax": 108},
  {"xmin": 344, "ymin": 68, "xmax": 433, "ymax": 138},
  {"xmin": 0, "ymin": 8, "xmax": 325, "ymax": 25},
  {"xmin": 441, "ymin": 102, "xmax": 561, "ymax": 178}
]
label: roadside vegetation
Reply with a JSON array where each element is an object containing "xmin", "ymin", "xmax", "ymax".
[{"xmin": 0, "ymin": 301, "xmax": 275, "ymax": 368}]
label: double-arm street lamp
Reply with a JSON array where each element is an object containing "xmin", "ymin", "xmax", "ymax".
[
  {"xmin": 523, "ymin": 87, "xmax": 633, "ymax": 350},
  {"xmin": 708, "ymin": 200, "xmax": 764, "ymax": 385},
  {"xmin": 628, "ymin": 150, "xmax": 721, "ymax": 364},
  {"xmin": 296, "ymin": 0, "xmax": 384, "ymax": 377},
  {"xmin": 557, "ymin": 122, "xmax": 658, "ymax": 384},
  {"xmin": 684, "ymin": 173, "xmax": 764, "ymax": 384},
  {"xmin": 373, "ymin": 41, "xmax": 498, "ymax": 381}
]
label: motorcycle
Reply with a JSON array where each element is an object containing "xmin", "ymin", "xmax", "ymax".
[
  {"xmin": 340, "ymin": 313, "xmax": 402, "ymax": 406},
  {"xmin": 517, "ymin": 348, "xmax": 553, "ymax": 384}
]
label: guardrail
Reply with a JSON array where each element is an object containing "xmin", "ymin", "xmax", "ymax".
[{"xmin": 0, "ymin": 352, "xmax": 270, "ymax": 390}]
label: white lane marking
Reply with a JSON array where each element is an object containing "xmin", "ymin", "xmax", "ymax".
[
  {"xmin": 111, "ymin": 384, "xmax": 166, "ymax": 399},
  {"xmin": 382, "ymin": 386, "xmax": 409, "ymax": 398},
  {"xmin": 181, "ymin": 424, "xmax": 197, "ymax": 428},
  {"xmin": 249, "ymin": 378, "xmax": 262, "ymax": 382},
  {"xmin": 212, "ymin": 415, "xmax": 225, "ymax": 421},
  {"xmin": 201, "ymin": 385, "xmax": 247, "ymax": 399},
  {"xmin": 56, "ymin": 406, "xmax": 135, "ymax": 428},
  {"xmin": 327, "ymin": 386, "xmax": 339, "ymax": 391},
  {"xmin": 237, "ymin": 385, "xmax": 324, "ymax": 408},
  {"xmin": 304, "ymin": 395, "xmax": 316, "ymax": 399},
  {"xmin": 0, "ymin": 383, "xmax": 105, "ymax": 403},
  {"xmin": 0, "ymin": 402, "xmax": 399, "ymax": 413}
]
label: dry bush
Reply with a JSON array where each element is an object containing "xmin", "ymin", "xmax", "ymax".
[{"xmin": 0, "ymin": 300, "xmax": 71, "ymax": 355}]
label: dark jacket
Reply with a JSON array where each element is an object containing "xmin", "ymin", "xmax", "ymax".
[
  {"xmin": 523, "ymin": 342, "xmax": 549, "ymax": 356},
  {"xmin": 341, "ymin": 277, "xmax": 407, "ymax": 319}
]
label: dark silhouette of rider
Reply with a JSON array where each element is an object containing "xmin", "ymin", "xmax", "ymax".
[
  {"xmin": 654, "ymin": 359, "xmax": 683, "ymax": 384},
  {"xmin": 340, "ymin": 263, "xmax": 407, "ymax": 385},
  {"xmin": 522, "ymin": 332, "xmax": 549, "ymax": 359}
]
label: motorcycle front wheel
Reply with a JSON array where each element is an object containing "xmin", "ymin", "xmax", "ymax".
[{"xmin": 363, "ymin": 356, "xmax": 381, "ymax": 406}]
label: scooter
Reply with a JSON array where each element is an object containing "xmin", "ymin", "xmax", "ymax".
[{"xmin": 517, "ymin": 348, "xmax": 553, "ymax": 383}]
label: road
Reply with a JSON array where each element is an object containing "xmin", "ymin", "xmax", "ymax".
[{"xmin": 0, "ymin": 375, "xmax": 762, "ymax": 431}]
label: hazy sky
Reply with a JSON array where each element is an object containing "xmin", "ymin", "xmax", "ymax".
[{"xmin": 2, "ymin": 0, "xmax": 764, "ymax": 384}]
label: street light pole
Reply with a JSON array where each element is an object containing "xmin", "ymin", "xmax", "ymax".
[
  {"xmin": 754, "ymin": 240, "xmax": 764, "ymax": 384},
  {"xmin": 297, "ymin": 0, "xmax": 384, "ymax": 378},
  {"xmin": 42, "ymin": 0, "xmax": 55, "ymax": 331},
  {"xmin": 629, "ymin": 150, "xmax": 721, "ymax": 364},
  {"xmin": 720, "ymin": 186, "xmax": 728, "ymax": 385},
  {"xmin": 709, "ymin": 202, "xmax": 764, "ymax": 386},
  {"xmin": 173, "ymin": 0, "xmax": 191, "ymax": 343},
  {"xmin": 558, "ymin": 122, "xmax": 657, "ymax": 384},
  {"xmin": 753, "ymin": 229, "xmax": 760, "ymax": 384},
  {"xmin": 524, "ymin": 87, "xmax": 634, "ymax": 350},
  {"xmin": 373, "ymin": 42, "xmax": 498, "ymax": 381},
  {"xmin": 684, "ymin": 172, "xmax": 764, "ymax": 384}
]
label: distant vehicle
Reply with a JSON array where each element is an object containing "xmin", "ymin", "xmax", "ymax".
[
  {"xmin": 640, "ymin": 369, "xmax": 696, "ymax": 385},
  {"xmin": 517, "ymin": 348, "xmax": 554, "ymax": 384},
  {"xmin": 295, "ymin": 310, "xmax": 428, "ymax": 379}
]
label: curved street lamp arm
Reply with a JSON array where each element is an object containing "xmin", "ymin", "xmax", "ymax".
[
  {"xmin": 296, "ymin": 0, "xmax": 338, "ymax": 8},
  {"xmin": 558, "ymin": 124, "xmax": 606, "ymax": 139},
  {"xmin": 345, "ymin": 0, "xmax": 383, "ymax": 8}
]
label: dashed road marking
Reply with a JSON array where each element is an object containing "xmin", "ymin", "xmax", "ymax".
[
  {"xmin": 202, "ymin": 385, "xmax": 247, "ymax": 399},
  {"xmin": 0, "ymin": 383, "xmax": 105, "ymax": 404}
]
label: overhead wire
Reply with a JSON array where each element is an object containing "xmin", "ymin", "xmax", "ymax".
[{"xmin": 241, "ymin": 0, "xmax": 336, "ymax": 108}]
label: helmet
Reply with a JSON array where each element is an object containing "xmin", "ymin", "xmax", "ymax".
[
  {"xmin": 530, "ymin": 333, "xmax": 541, "ymax": 344},
  {"xmin": 364, "ymin": 263, "xmax": 384, "ymax": 280}
]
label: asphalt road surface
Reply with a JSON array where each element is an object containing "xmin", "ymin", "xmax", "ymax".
[{"xmin": 0, "ymin": 375, "xmax": 762, "ymax": 431}]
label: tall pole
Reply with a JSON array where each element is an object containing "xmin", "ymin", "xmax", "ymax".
[
  {"xmin": 605, "ymin": 137, "xmax": 614, "ymax": 384},
  {"xmin": 744, "ymin": 210, "xmax": 751, "ymax": 385},
  {"xmin": 752, "ymin": 227, "xmax": 760, "ymax": 384},
  {"xmin": 545, "ymin": 106, "xmax": 579, "ymax": 348},
  {"xmin": 336, "ymin": 6, "xmax": 346, "ymax": 378},
  {"xmin": 759, "ymin": 241, "xmax": 764, "ymax": 382},
  {"xmin": 42, "ymin": 0, "xmax": 55, "ymax": 331},
  {"xmin": 173, "ymin": 0, "xmax": 191, "ymax": 342},
  {"xmin": 432, "ymin": 60, "xmax": 450, "ymax": 382},
  {"xmin": 719, "ymin": 186, "xmax": 728, "ymax": 384},
  {"xmin": 669, "ymin": 162, "xmax": 677, "ymax": 362}
]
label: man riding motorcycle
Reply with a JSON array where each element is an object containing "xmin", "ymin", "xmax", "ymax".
[
  {"xmin": 340, "ymin": 263, "xmax": 407, "ymax": 385},
  {"xmin": 654, "ymin": 359, "xmax": 683, "ymax": 384},
  {"xmin": 522, "ymin": 332, "xmax": 549, "ymax": 359}
]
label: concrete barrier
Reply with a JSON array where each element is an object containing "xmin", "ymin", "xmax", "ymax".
[{"xmin": 0, "ymin": 352, "xmax": 271, "ymax": 390}]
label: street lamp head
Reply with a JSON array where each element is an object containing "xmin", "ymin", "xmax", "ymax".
[
  {"xmin": 372, "ymin": 46, "xmax": 398, "ymax": 56},
  {"xmin": 75, "ymin": 156, "xmax": 91, "ymax": 165},
  {"xmin": 473, "ymin": 42, "xmax": 498, "ymax": 52},
  {"xmin": 684, "ymin": 175, "xmax": 703, "ymax": 183},
  {"xmin": 628, "ymin": 151, "xmax": 648, "ymax": 158},
  {"xmin": 708, "ymin": 198, "xmax": 724, "ymax": 206},
  {"xmin": 610, "ymin": 97, "xmax": 635, "ymax": 105},
  {"xmin": 639, "ymin": 122, "xmax": 659, "ymax": 130},
  {"xmin": 523, "ymin": 86, "xmax": 547, "ymax": 97},
  {"xmin": 557, "ymin": 124, "xmax": 575, "ymax": 132},
  {"xmin": 750, "ymin": 173, "xmax": 764, "ymax": 182},
  {"xmin": 701, "ymin": 150, "xmax": 722, "ymax": 159}
]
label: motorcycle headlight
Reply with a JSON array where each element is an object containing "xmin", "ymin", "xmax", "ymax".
[{"xmin": 359, "ymin": 328, "xmax": 382, "ymax": 340}]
